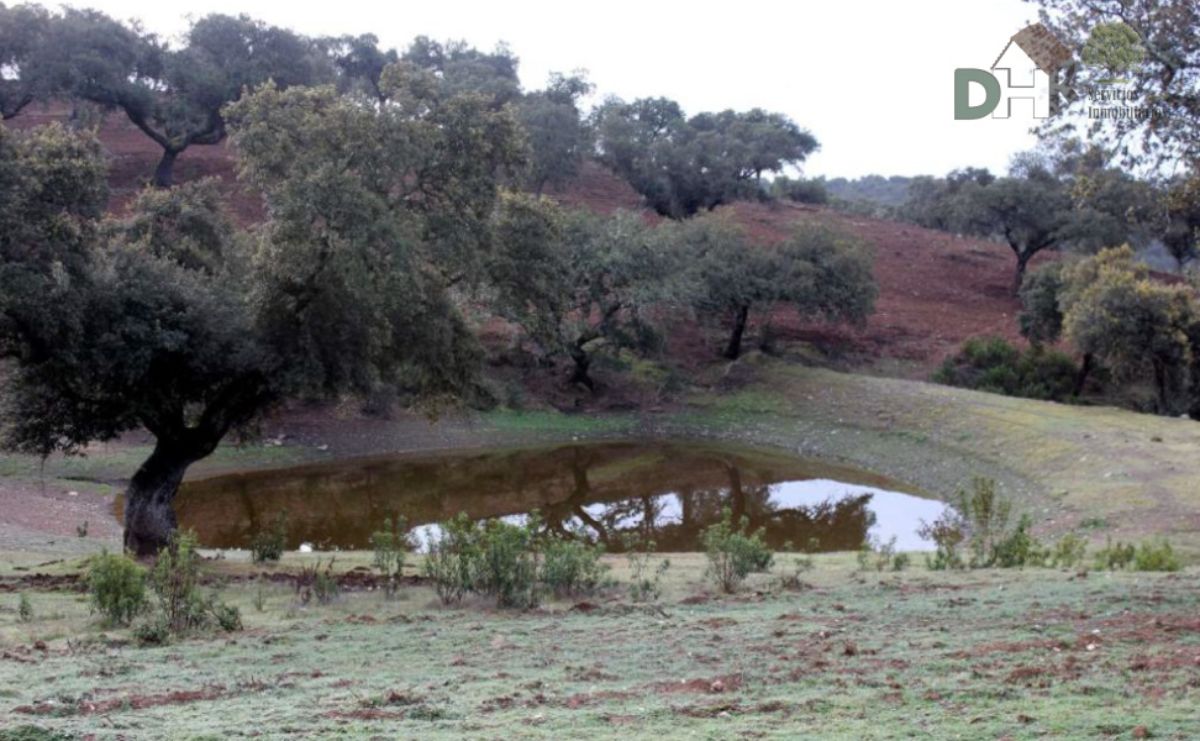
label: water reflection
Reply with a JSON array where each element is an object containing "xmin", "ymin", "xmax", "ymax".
[{"xmin": 128, "ymin": 442, "xmax": 946, "ymax": 551}]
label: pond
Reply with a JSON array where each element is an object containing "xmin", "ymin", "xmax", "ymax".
[{"xmin": 134, "ymin": 441, "xmax": 948, "ymax": 553}]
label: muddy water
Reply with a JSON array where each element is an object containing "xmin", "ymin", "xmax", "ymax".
[{"xmin": 133, "ymin": 442, "xmax": 948, "ymax": 552}]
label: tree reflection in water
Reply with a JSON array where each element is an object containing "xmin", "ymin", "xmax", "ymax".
[{"xmin": 131, "ymin": 442, "xmax": 937, "ymax": 551}]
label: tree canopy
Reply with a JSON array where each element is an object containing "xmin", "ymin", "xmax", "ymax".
[
  {"xmin": 671, "ymin": 215, "xmax": 876, "ymax": 359},
  {"xmin": 0, "ymin": 66, "xmax": 523, "ymax": 553},
  {"xmin": 593, "ymin": 97, "xmax": 818, "ymax": 218}
]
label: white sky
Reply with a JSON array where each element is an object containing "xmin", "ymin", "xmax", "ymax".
[{"xmin": 69, "ymin": 0, "xmax": 1045, "ymax": 179}]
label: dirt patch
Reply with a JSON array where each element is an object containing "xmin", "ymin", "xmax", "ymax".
[{"xmin": 649, "ymin": 673, "xmax": 743, "ymax": 695}]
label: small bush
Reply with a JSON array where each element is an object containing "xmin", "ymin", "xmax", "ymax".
[
  {"xmin": 250, "ymin": 511, "xmax": 288, "ymax": 563},
  {"xmin": 625, "ymin": 536, "xmax": 670, "ymax": 603},
  {"xmin": 17, "ymin": 593, "xmax": 33, "ymax": 623},
  {"xmin": 992, "ymin": 515, "xmax": 1048, "ymax": 568},
  {"xmin": 857, "ymin": 536, "xmax": 907, "ymax": 572},
  {"xmin": 1050, "ymin": 533, "xmax": 1088, "ymax": 568},
  {"xmin": 296, "ymin": 558, "xmax": 340, "ymax": 605},
  {"xmin": 88, "ymin": 550, "xmax": 148, "ymax": 626},
  {"xmin": 1133, "ymin": 539, "xmax": 1181, "ymax": 572},
  {"xmin": 917, "ymin": 510, "xmax": 967, "ymax": 570},
  {"xmin": 474, "ymin": 518, "xmax": 541, "ymax": 609},
  {"xmin": 771, "ymin": 175, "xmax": 829, "ymax": 205},
  {"xmin": 1094, "ymin": 537, "xmax": 1136, "ymax": 570},
  {"xmin": 542, "ymin": 536, "xmax": 609, "ymax": 597},
  {"xmin": 422, "ymin": 515, "xmax": 479, "ymax": 606},
  {"xmin": 934, "ymin": 336, "xmax": 1077, "ymax": 402},
  {"xmin": 701, "ymin": 508, "xmax": 773, "ymax": 593},
  {"xmin": 132, "ymin": 616, "xmax": 171, "ymax": 646},
  {"xmin": 150, "ymin": 530, "xmax": 208, "ymax": 633},
  {"xmin": 371, "ymin": 517, "xmax": 410, "ymax": 599}
]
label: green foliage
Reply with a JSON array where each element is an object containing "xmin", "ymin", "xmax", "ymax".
[
  {"xmin": 541, "ymin": 536, "xmax": 610, "ymax": 597},
  {"xmin": 1018, "ymin": 263, "xmax": 1067, "ymax": 346},
  {"xmin": 250, "ymin": 511, "xmax": 288, "ymax": 564},
  {"xmin": 295, "ymin": 558, "xmax": 341, "ymax": 606},
  {"xmin": 920, "ymin": 479, "xmax": 1050, "ymax": 570},
  {"xmin": 624, "ymin": 538, "xmax": 670, "ymax": 603},
  {"xmin": 771, "ymin": 176, "xmax": 828, "ymax": 205},
  {"xmin": 1133, "ymin": 539, "xmax": 1181, "ymax": 572},
  {"xmin": 371, "ymin": 517, "xmax": 410, "ymax": 599},
  {"xmin": 857, "ymin": 536, "xmax": 907, "ymax": 572},
  {"xmin": 992, "ymin": 515, "xmax": 1049, "ymax": 568},
  {"xmin": 422, "ymin": 515, "xmax": 479, "ymax": 605},
  {"xmin": 1081, "ymin": 22, "xmax": 1146, "ymax": 78},
  {"xmin": 593, "ymin": 97, "xmax": 817, "ymax": 218},
  {"xmin": 1093, "ymin": 537, "xmax": 1136, "ymax": 571},
  {"xmin": 1050, "ymin": 533, "xmax": 1089, "ymax": 568},
  {"xmin": 87, "ymin": 550, "xmax": 148, "ymax": 626},
  {"xmin": 700, "ymin": 508, "xmax": 773, "ymax": 593},
  {"xmin": 489, "ymin": 194, "xmax": 674, "ymax": 388},
  {"xmin": 149, "ymin": 530, "xmax": 208, "ymax": 634},
  {"xmin": 672, "ymin": 215, "xmax": 876, "ymax": 359},
  {"xmin": 17, "ymin": 593, "xmax": 33, "ymax": 623},
  {"xmin": 933, "ymin": 336, "xmax": 1078, "ymax": 401},
  {"xmin": 1061, "ymin": 247, "xmax": 1198, "ymax": 415},
  {"xmin": 473, "ymin": 518, "xmax": 542, "ymax": 609},
  {"xmin": 1095, "ymin": 537, "xmax": 1181, "ymax": 572},
  {"xmin": 517, "ymin": 71, "xmax": 594, "ymax": 194}
]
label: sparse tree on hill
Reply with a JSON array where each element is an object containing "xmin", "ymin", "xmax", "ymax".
[
  {"xmin": 672, "ymin": 215, "xmax": 876, "ymax": 359},
  {"xmin": 48, "ymin": 10, "xmax": 330, "ymax": 187},
  {"xmin": 0, "ymin": 72, "xmax": 522, "ymax": 554},
  {"xmin": 593, "ymin": 97, "xmax": 818, "ymax": 218}
]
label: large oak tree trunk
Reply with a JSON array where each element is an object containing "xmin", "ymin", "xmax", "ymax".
[
  {"xmin": 724, "ymin": 305, "xmax": 750, "ymax": 360},
  {"xmin": 1011, "ymin": 251, "xmax": 1032, "ymax": 296},
  {"xmin": 123, "ymin": 441, "xmax": 201, "ymax": 557},
  {"xmin": 154, "ymin": 148, "xmax": 180, "ymax": 189}
]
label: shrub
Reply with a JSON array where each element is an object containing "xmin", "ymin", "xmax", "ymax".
[
  {"xmin": 917, "ymin": 509, "xmax": 967, "ymax": 570},
  {"xmin": 422, "ymin": 515, "xmax": 480, "ymax": 606},
  {"xmin": 771, "ymin": 176, "xmax": 829, "ymax": 205},
  {"xmin": 250, "ymin": 511, "xmax": 288, "ymax": 563},
  {"xmin": 857, "ymin": 536, "xmax": 906, "ymax": 572},
  {"xmin": 150, "ymin": 530, "xmax": 208, "ymax": 633},
  {"xmin": 1133, "ymin": 539, "xmax": 1181, "ymax": 572},
  {"xmin": 934, "ymin": 336, "xmax": 1077, "ymax": 401},
  {"xmin": 956, "ymin": 477, "xmax": 1014, "ymax": 568},
  {"xmin": 701, "ymin": 508, "xmax": 773, "ymax": 593},
  {"xmin": 1094, "ymin": 538, "xmax": 1136, "ymax": 570},
  {"xmin": 992, "ymin": 515, "xmax": 1048, "ymax": 568},
  {"xmin": 371, "ymin": 517, "xmax": 410, "ymax": 599},
  {"xmin": 88, "ymin": 550, "xmax": 148, "ymax": 626},
  {"xmin": 474, "ymin": 518, "xmax": 542, "ymax": 609},
  {"xmin": 295, "ymin": 558, "xmax": 340, "ymax": 605},
  {"xmin": 542, "ymin": 536, "xmax": 609, "ymax": 597},
  {"xmin": 1050, "ymin": 533, "xmax": 1088, "ymax": 568},
  {"xmin": 624, "ymin": 537, "xmax": 670, "ymax": 603},
  {"xmin": 17, "ymin": 593, "xmax": 33, "ymax": 623}
]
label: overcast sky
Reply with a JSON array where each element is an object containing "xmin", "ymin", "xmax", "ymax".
[{"xmin": 73, "ymin": 0, "xmax": 1045, "ymax": 179}]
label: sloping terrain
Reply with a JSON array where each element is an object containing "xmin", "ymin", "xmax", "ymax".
[{"xmin": 7, "ymin": 105, "xmax": 1035, "ymax": 377}]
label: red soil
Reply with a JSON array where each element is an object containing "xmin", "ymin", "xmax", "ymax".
[{"xmin": 6, "ymin": 104, "xmax": 1039, "ymax": 377}]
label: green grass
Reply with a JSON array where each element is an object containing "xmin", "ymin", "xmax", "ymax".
[{"xmin": 1, "ymin": 552, "xmax": 1196, "ymax": 739}]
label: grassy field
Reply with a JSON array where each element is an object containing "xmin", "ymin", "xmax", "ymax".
[
  {"xmin": 2, "ymin": 361, "xmax": 1200, "ymax": 738},
  {"xmin": 2, "ymin": 553, "xmax": 1198, "ymax": 739}
]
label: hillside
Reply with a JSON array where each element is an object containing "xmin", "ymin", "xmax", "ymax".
[{"xmin": 7, "ymin": 105, "xmax": 1036, "ymax": 377}]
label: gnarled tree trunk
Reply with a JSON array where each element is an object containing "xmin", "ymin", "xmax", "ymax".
[
  {"xmin": 123, "ymin": 440, "xmax": 206, "ymax": 557},
  {"xmin": 153, "ymin": 148, "xmax": 180, "ymax": 189}
]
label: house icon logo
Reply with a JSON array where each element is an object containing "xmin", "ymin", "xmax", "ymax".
[{"xmin": 955, "ymin": 23, "xmax": 1073, "ymax": 120}]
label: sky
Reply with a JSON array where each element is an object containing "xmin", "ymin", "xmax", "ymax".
[{"xmin": 69, "ymin": 0, "xmax": 1046, "ymax": 179}]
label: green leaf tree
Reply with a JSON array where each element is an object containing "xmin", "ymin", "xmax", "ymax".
[
  {"xmin": 0, "ymin": 72, "xmax": 521, "ymax": 553},
  {"xmin": 489, "ymin": 193, "xmax": 672, "ymax": 389},
  {"xmin": 671, "ymin": 215, "xmax": 876, "ymax": 359}
]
